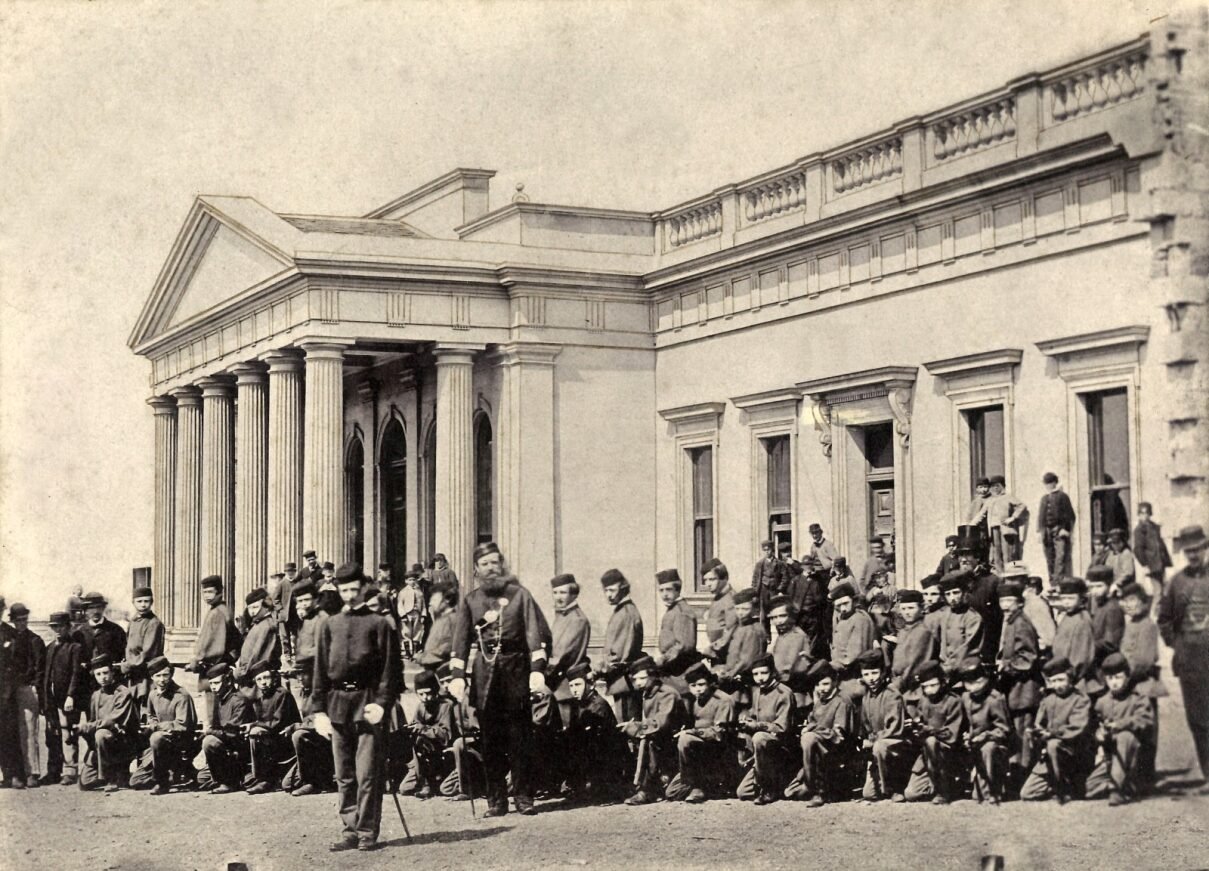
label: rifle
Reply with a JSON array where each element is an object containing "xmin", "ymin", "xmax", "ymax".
[
  {"xmin": 1099, "ymin": 724, "xmax": 1129, "ymax": 797},
  {"xmin": 381, "ymin": 716, "xmax": 413, "ymax": 843},
  {"xmin": 633, "ymin": 735, "xmax": 649, "ymax": 789},
  {"xmin": 1029, "ymin": 726, "xmax": 1064, "ymax": 801},
  {"xmin": 453, "ymin": 701, "xmax": 477, "ymax": 819}
]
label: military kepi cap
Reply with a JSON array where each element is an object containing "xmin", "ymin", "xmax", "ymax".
[
  {"xmin": 656, "ymin": 568, "xmax": 682, "ymax": 586},
  {"xmin": 628, "ymin": 655, "xmax": 656, "ymax": 676},
  {"xmin": 473, "ymin": 541, "xmax": 501, "ymax": 564},
  {"xmin": 857, "ymin": 649, "xmax": 886, "ymax": 671},
  {"xmin": 133, "ymin": 586, "xmax": 153, "ymax": 599},
  {"xmin": 248, "ymin": 660, "xmax": 274, "ymax": 679},
  {"xmin": 1058, "ymin": 577, "xmax": 1087, "ymax": 596},
  {"xmin": 334, "ymin": 562, "xmax": 363, "ymax": 582},
  {"xmin": 1101, "ymin": 652, "xmax": 1130, "ymax": 676},
  {"xmin": 684, "ymin": 661, "xmax": 714, "ymax": 684},
  {"xmin": 828, "ymin": 582, "xmax": 856, "ymax": 602},
  {"xmin": 566, "ymin": 661, "xmax": 592, "ymax": 682},
  {"xmin": 733, "ymin": 588, "xmax": 756, "ymax": 605},
  {"xmin": 600, "ymin": 568, "xmax": 627, "ymax": 588},
  {"xmin": 89, "ymin": 654, "xmax": 112, "ymax": 671},
  {"xmin": 245, "ymin": 587, "xmax": 268, "ymax": 605},
  {"xmin": 550, "ymin": 573, "xmax": 577, "ymax": 589},
  {"xmin": 200, "ymin": 575, "xmax": 223, "ymax": 591},
  {"xmin": 897, "ymin": 589, "xmax": 923, "ymax": 604},
  {"xmin": 1042, "ymin": 657, "xmax": 1073, "ymax": 677},
  {"xmin": 146, "ymin": 656, "xmax": 171, "ymax": 676},
  {"xmin": 916, "ymin": 660, "xmax": 944, "ymax": 685},
  {"xmin": 205, "ymin": 663, "xmax": 231, "ymax": 679},
  {"xmin": 414, "ymin": 670, "xmax": 439, "ymax": 692}
]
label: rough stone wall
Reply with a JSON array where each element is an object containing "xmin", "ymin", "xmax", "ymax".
[{"xmin": 1148, "ymin": 7, "xmax": 1209, "ymax": 535}]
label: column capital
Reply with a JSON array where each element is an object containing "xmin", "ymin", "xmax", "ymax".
[
  {"xmin": 497, "ymin": 341, "xmax": 561, "ymax": 367},
  {"xmin": 259, "ymin": 348, "xmax": 305, "ymax": 372},
  {"xmin": 147, "ymin": 395, "xmax": 177, "ymax": 415},
  {"xmin": 229, "ymin": 361, "xmax": 268, "ymax": 385},
  {"xmin": 297, "ymin": 338, "xmax": 355, "ymax": 362},
  {"xmin": 433, "ymin": 342, "xmax": 486, "ymax": 366},
  {"xmin": 169, "ymin": 385, "xmax": 202, "ymax": 407},
  {"xmin": 196, "ymin": 375, "xmax": 235, "ymax": 398}
]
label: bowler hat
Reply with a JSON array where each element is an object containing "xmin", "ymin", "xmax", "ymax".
[
  {"xmin": 83, "ymin": 591, "xmax": 108, "ymax": 607},
  {"xmin": 284, "ymin": 562, "xmax": 298, "ymax": 572},
  {"xmin": 1085, "ymin": 565, "xmax": 1114, "ymax": 584},
  {"xmin": 828, "ymin": 582, "xmax": 856, "ymax": 602},
  {"xmin": 48, "ymin": 611, "xmax": 70, "ymax": 627},
  {"xmin": 1176, "ymin": 524, "xmax": 1208, "ymax": 552},
  {"xmin": 998, "ymin": 581, "xmax": 1025, "ymax": 600},
  {"xmin": 8, "ymin": 603, "xmax": 29, "ymax": 619},
  {"xmin": 303, "ymin": 550, "xmax": 317, "ymax": 559}
]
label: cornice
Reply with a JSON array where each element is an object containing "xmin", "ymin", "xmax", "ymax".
[
  {"xmin": 1036, "ymin": 325, "xmax": 1150, "ymax": 358},
  {"xmin": 363, "ymin": 168, "xmax": 497, "ymax": 220},
  {"xmin": 923, "ymin": 348, "xmax": 1024, "ymax": 379},
  {"xmin": 456, "ymin": 202, "xmax": 653, "ymax": 237},
  {"xmin": 658, "ymin": 401, "xmax": 726, "ymax": 423},
  {"xmin": 797, "ymin": 366, "xmax": 918, "ymax": 398},
  {"xmin": 731, "ymin": 387, "xmax": 803, "ymax": 411}
]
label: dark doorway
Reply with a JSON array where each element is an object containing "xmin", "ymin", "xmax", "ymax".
[{"xmin": 380, "ymin": 420, "xmax": 407, "ymax": 574}]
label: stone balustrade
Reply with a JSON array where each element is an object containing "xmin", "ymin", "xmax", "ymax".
[
  {"xmin": 932, "ymin": 97, "xmax": 1017, "ymax": 161},
  {"xmin": 742, "ymin": 170, "xmax": 807, "ymax": 223},
  {"xmin": 831, "ymin": 137, "xmax": 903, "ymax": 194},
  {"xmin": 1045, "ymin": 46, "xmax": 1147, "ymax": 126},
  {"xmin": 666, "ymin": 200, "xmax": 722, "ymax": 248}
]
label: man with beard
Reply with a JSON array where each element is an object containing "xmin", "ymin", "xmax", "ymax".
[
  {"xmin": 957, "ymin": 546, "xmax": 1003, "ymax": 667},
  {"xmin": 600, "ymin": 568, "xmax": 644, "ymax": 722},
  {"xmin": 448, "ymin": 542, "xmax": 549, "ymax": 817},
  {"xmin": 786, "ymin": 554, "xmax": 831, "ymax": 647}
]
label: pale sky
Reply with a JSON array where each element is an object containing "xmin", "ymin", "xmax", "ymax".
[{"xmin": 0, "ymin": 0, "xmax": 1170, "ymax": 616}]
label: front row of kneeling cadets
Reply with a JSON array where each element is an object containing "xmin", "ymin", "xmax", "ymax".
[{"xmin": 62, "ymin": 578, "xmax": 1156, "ymax": 809}]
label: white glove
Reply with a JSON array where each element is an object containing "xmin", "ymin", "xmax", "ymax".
[
  {"xmin": 529, "ymin": 672, "xmax": 548, "ymax": 695},
  {"xmin": 363, "ymin": 703, "xmax": 385, "ymax": 726},
  {"xmin": 449, "ymin": 678, "xmax": 467, "ymax": 701},
  {"xmin": 313, "ymin": 712, "xmax": 333, "ymax": 739}
]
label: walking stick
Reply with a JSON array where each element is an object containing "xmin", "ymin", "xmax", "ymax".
[
  {"xmin": 391, "ymin": 790, "xmax": 413, "ymax": 843},
  {"xmin": 454, "ymin": 702, "xmax": 477, "ymax": 819},
  {"xmin": 384, "ymin": 719, "xmax": 414, "ymax": 843}
]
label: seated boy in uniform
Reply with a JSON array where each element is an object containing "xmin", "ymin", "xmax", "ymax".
[
  {"xmin": 564, "ymin": 661, "xmax": 629, "ymax": 802},
  {"xmin": 199, "ymin": 663, "xmax": 254, "ymax": 794},
  {"xmin": 736, "ymin": 653, "xmax": 796, "ymax": 805},
  {"xmin": 959, "ymin": 658, "xmax": 1013, "ymax": 804},
  {"xmin": 665, "ymin": 661, "xmax": 738, "ymax": 803},
  {"xmin": 1020, "ymin": 657, "xmax": 1093, "ymax": 803},
  {"xmin": 857, "ymin": 648, "xmax": 909, "ymax": 802},
  {"xmin": 246, "ymin": 660, "xmax": 301, "ymax": 794},
  {"xmin": 400, "ymin": 669, "xmax": 457, "ymax": 798},
  {"xmin": 785, "ymin": 660, "xmax": 857, "ymax": 806},
  {"xmin": 903, "ymin": 659, "xmax": 968, "ymax": 804},
  {"xmin": 130, "ymin": 656, "xmax": 198, "ymax": 794},
  {"xmin": 1085, "ymin": 652, "xmax": 1155, "ymax": 805}
]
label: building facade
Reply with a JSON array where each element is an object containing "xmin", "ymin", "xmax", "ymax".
[{"xmin": 130, "ymin": 23, "xmax": 1209, "ymax": 651}]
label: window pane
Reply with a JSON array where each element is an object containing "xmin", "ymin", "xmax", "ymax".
[
  {"xmin": 1090, "ymin": 389, "xmax": 1130, "ymax": 487},
  {"xmin": 966, "ymin": 405, "xmax": 1005, "ymax": 493},
  {"xmin": 475, "ymin": 417, "xmax": 493, "ymax": 543},
  {"xmin": 864, "ymin": 423, "xmax": 894, "ymax": 471},
  {"xmin": 694, "ymin": 518, "xmax": 714, "ymax": 592},
  {"xmin": 766, "ymin": 436, "xmax": 791, "ymax": 513},
  {"xmin": 691, "ymin": 446, "xmax": 713, "ymax": 519}
]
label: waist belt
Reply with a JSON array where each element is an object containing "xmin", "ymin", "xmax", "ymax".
[
  {"xmin": 335, "ymin": 681, "xmax": 370, "ymax": 692},
  {"xmin": 482, "ymin": 642, "xmax": 527, "ymax": 656}
]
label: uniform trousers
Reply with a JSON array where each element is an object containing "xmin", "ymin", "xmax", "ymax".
[
  {"xmin": 0, "ymin": 686, "xmax": 23, "ymax": 780},
  {"xmin": 248, "ymin": 732, "xmax": 291, "ymax": 786},
  {"xmin": 785, "ymin": 733, "xmax": 847, "ymax": 798},
  {"xmin": 1020, "ymin": 738, "xmax": 1092, "ymax": 800},
  {"xmin": 904, "ymin": 737, "xmax": 959, "ymax": 801},
  {"xmin": 862, "ymin": 737, "xmax": 912, "ymax": 798},
  {"xmin": 969, "ymin": 739, "xmax": 1009, "ymax": 799},
  {"xmin": 1176, "ymin": 650, "xmax": 1209, "ymax": 780},
  {"xmin": 330, "ymin": 719, "xmax": 387, "ymax": 842},
  {"xmin": 79, "ymin": 728, "xmax": 134, "ymax": 789},
  {"xmin": 14, "ymin": 685, "xmax": 41, "ymax": 779},
  {"xmin": 130, "ymin": 731, "xmax": 193, "ymax": 789},
  {"xmin": 1085, "ymin": 731, "xmax": 1143, "ymax": 798},
  {"xmin": 285, "ymin": 727, "xmax": 333, "ymax": 790},
  {"xmin": 1042, "ymin": 529, "xmax": 1072, "ymax": 581},
  {"xmin": 736, "ymin": 732, "xmax": 794, "ymax": 799},
  {"xmin": 201, "ymin": 733, "xmax": 248, "ymax": 788},
  {"xmin": 43, "ymin": 708, "xmax": 82, "ymax": 779},
  {"xmin": 665, "ymin": 733, "xmax": 735, "ymax": 798}
]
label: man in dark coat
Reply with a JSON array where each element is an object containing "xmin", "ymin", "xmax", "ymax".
[
  {"xmin": 751, "ymin": 540, "xmax": 787, "ymax": 630},
  {"xmin": 41, "ymin": 611, "xmax": 89, "ymax": 785},
  {"xmin": 449, "ymin": 543, "xmax": 549, "ymax": 817},
  {"xmin": 246, "ymin": 660, "xmax": 300, "ymax": 794},
  {"xmin": 312, "ymin": 563, "xmax": 401, "ymax": 851},
  {"xmin": 1157, "ymin": 525, "xmax": 1209, "ymax": 791},
  {"xmin": 76, "ymin": 593, "xmax": 127, "ymax": 689},
  {"xmin": 1037, "ymin": 472, "xmax": 1076, "ymax": 582},
  {"xmin": 1133, "ymin": 502, "xmax": 1173, "ymax": 593}
]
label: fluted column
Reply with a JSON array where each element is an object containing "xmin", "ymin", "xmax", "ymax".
[
  {"xmin": 171, "ymin": 387, "xmax": 203, "ymax": 628},
  {"xmin": 262, "ymin": 350, "xmax": 304, "ymax": 573},
  {"xmin": 199, "ymin": 377, "xmax": 236, "ymax": 604},
  {"xmin": 233, "ymin": 363, "xmax": 268, "ymax": 604},
  {"xmin": 148, "ymin": 395, "xmax": 177, "ymax": 625},
  {"xmin": 302, "ymin": 341, "xmax": 348, "ymax": 564},
  {"xmin": 434, "ymin": 344, "xmax": 482, "ymax": 585}
]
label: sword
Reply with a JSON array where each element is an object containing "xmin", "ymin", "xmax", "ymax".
[
  {"xmin": 633, "ymin": 735, "xmax": 649, "ymax": 789},
  {"xmin": 391, "ymin": 790, "xmax": 413, "ymax": 843}
]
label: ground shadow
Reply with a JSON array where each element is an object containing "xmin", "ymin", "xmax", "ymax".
[{"xmin": 380, "ymin": 824, "xmax": 512, "ymax": 848}]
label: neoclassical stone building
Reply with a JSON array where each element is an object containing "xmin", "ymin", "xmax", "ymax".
[{"xmin": 131, "ymin": 23, "xmax": 1208, "ymax": 652}]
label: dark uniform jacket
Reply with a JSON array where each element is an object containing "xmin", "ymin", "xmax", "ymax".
[
  {"xmin": 803, "ymin": 690, "xmax": 855, "ymax": 748},
  {"xmin": 891, "ymin": 620, "xmax": 936, "ymax": 693},
  {"xmin": 1037, "ymin": 489, "xmax": 1076, "ymax": 533},
  {"xmin": 657, "ymin": 598, "xmax": 698, "ymax": 677},
  {"xmin": 785, "ymin": 570, "xmax": 830, "ymax": 640},
  {"xmin": 1052, "ymin": 607, "xmax": 1100, "ymax": 695},
  {"xmin": 410, "ymin": 697, "xmax": 457, "ymax": 746},
  {"xmin": 1132, "ymin": 520, "xmax": 1172, "ymax": 577},
  {"xmin": 963, "ymin": 687, "xmax": 1012, "ymax": 747},
  {"xmin": 773, "ymin": 625, "xmax": 821, "ymax": 702},
  {"xmin": 602, "ymin": 598, "xmax": 643, "ymax": 696},
  {"xmin": 997, "ymin": 609, "xmax": 1042, "ymax": 712},
  {"xmin": 1036, "ymin": 689, "xmax": 1092, "ymax": 746},
  {"xmin": 1120, "ymin": 615, "xmax": 1164, "ymax": 697},
  {"xmin": 312, "ymin": 602, "xmax": 401, "ymax": 725},
  {"xmin": 548, "ymin": 603, "xmax": 591, "ymax": 701},
  {"xmin": 416, "ymin": 610, "xmax": 454, "ymax": 669},
  {"xmin": 206, "ymin": 685, "xmax": 254, "ymax": 738},
  {"xmin": 86, "ymin": 683, "xmax": 138, "ymax": 737},
  {"xmin": 940, "ymin": 606, "xmax": 983, "ymax": 674},
  {"xmin": 42, "ymin": 635, "xmax": 87, "ymax": 711},
  {"xmin": 751, "ymin": 558, "xmax": 787, "ymax": 611},
  {"xmin": 744, "ymin": 680, "xmax": 794, "ymax": 737},
  {"xmin": 687, "ymin": 689, "xmax": 736, "ymax": 741},
  {"xmin": 252, "ymin": 685, "xmax": 301, "ymax": 736},
  {"xmin": 124, "ymin": 611, "xmax": 165, "ymax": 680},
  {"xmin": 1090, "ymin": 598, "xmax": 1125, "ymax": 663},
  {"xmin": 832, "ymin": 609, "xmax": 877, "ymax": 676},
  {"xmin": 966, "ymin": 569, "xmax": 1002, "ymax": 663},
  {"xmin": 704, "ymin": 585, "xmax": 737, "ymax": 662},
  {"xmin": 77, "ymin": 619, "xmax": 127, "ymax": 669},
  {"xmin": 1094, "ymin": 689, "xmax": 1153, "ymax": 740},
  {"xmin": 718, "ymin": 615, "xmax": 767, "ymax": 681},
  {"xmin": 626, "ymin": 678, "xmax": 687, "ymax": 741},
  {"xmin": 144, "ymin": 682, "xmax": 197, "ymax": 734},
  {"xmin": 194, "ymin": 598, "xmax": 240, "ymax": 668},
  {"xmin": 861, "ymin": 682, "xmax": 906, "ymax": 741},
  {"xmin": 1157, "ymin": 562, "xmax": 1209, "ymax": 678},
  {"xmin": 450, "ymin": 577, "xmax": 546, "ymax": 712},
  {"xmin": 916, "ymin": 690, "xmax": 967, "ymax": 747}
]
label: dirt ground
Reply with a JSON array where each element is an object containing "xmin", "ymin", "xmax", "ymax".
[{"xmin": 1, "ymin": 688, "xmax": 1207, "ymax": 871}]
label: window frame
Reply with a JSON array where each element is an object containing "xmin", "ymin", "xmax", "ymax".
[{"xmin": 659, "ymin": 402, "xmax": 725, "ymax": 601}]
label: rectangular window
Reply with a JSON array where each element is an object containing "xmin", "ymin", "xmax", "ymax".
[
  {"xmin": 965, "ymin": 405, "xmax": 1006, "ymax": 496},
  {"xmin": 689, "ymin": 446, "xmax": 714, "ymax": 592},
  {"xmin": 1087, "ymin": 388, "xmax": 1130, "ymax": 535},
  {"xmin": 764, "ymin": 435, "xmax": 792, "ymax": 552}
]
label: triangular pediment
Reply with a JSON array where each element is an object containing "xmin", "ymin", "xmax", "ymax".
[{"xmin": 129, "ymin": 197, "xmax": 296, "ymax": 350}]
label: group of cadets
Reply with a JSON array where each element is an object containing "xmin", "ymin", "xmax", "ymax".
[{"xmin": 2, "ymin": 510, "xmax": 1208, "ymax": 851}]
